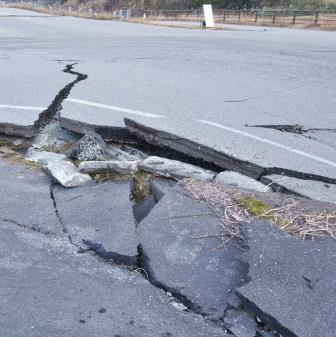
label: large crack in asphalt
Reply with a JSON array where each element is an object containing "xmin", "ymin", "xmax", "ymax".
[
  {"xmin": 124, "ymin": 118, "xmax": 336, "ymax": 185},
  {"xmin": 136, "ymin": 244, "xmax": 204, "ymax": 316},
  {"xmin": 82, "ymin": 240, "xmax": 138, "ymax": 267},
  {"xmin": 49, "ymin": 182, "xmax": 67, "ymax": 234},
  {"xmin": 33, "ymin": 63, "xmax": 87, "ymax": 132}
]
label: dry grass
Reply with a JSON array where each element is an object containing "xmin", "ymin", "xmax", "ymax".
[
  {"xmin": 4, "ymin": 3, "xmax": 336, "ymax": 30},
  {"xmin": 183, "ymin": 178, "xmax": 336, "ymax": 242},
  {"xmin": 183, "ymin": 179, "xmax": 249, "ymax": 245}
]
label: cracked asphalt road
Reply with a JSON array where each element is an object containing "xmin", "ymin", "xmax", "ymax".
[
  {"xmin": 0, "ymin": 7, "xmax": 335, "ymax": 182},
  {"xmin": 0, "ymin": 159, "xmax": 228, "ymax": 337}
]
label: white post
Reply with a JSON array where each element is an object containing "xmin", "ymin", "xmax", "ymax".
[{"xmin": 203, "ymin": 4, "xmax": 215, "ymax": 28}]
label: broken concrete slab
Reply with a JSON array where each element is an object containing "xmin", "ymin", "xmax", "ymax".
[
  {"xmin": 59, "ymin": 116, "xmax": 137, "ymax": 143},
  {"xmin": 223, "ymin": 309, "xmax": 257, "ymax": 337},
  {"xmin": 215, "ymin": 171, "xmax": 271, "ymax": 193},
  {"xmin": 150, "ymin": 176, "xmax": 177, "ymax": 202},
  {"xmin": 261, "ymin": 174, "xmax": 336, "ymax": 204},
  {"xmin": 138, "ymin": 183, "xmax": 249, "ymax": 316},
  {"xmin": 140, "ymin": 156, "xmax": 216, "ymax": 181},
  {"xmin": 69, "ymin": 132, "xmax": 107, "ymax": 161},
  {"xmin": 44, "ymin": 159, "xmax": 91, "ymax": 187},
  {"xmin": 53, "ymin": 181, "xmax": 138, "ymax": 257},
  {"xmin": 237, "ymin": 220, "xmax": 336, "ymax": 337},
  {"xmin": 125, "ymin": 118, "xmax": 265, "ymax": 180},
  {"xmin": 25, "ymin": 148, "xmax": 67, "ymax": 165},
  {"xmin": 78, "ymin": 160, "xmax": 139, "ymax": 175},
  {"xmin": 0, "ymin": 221, "xmax": 227, "ymax": 337},
  {"xmin": 0, "ymin": 159, "xmax": 62, "ymax": 235},
  {"xmin": 124, "ymin": 118, "xmax": 336, "ymax": 184}
]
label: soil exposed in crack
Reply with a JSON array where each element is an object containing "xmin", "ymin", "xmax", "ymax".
[{"xmin": 33, "ymin": 63, "xmax": 87, "ymax": 132}]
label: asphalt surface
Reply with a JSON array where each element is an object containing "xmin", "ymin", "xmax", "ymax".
[{"xmin": 1, "ymin": 7, "xmax": 336, "ymax": 179}]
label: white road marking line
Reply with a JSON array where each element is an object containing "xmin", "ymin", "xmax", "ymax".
[
  {"xmin": 0, "ymin": 105, "xmax": 44, "ymax": 111},
  {"xmin": 197, "ymin": 119, "xmax": 336, "ymax": 169},
  {"xmin": 67, "ymin": 98, "xmax": 164, "ymax": 119}
]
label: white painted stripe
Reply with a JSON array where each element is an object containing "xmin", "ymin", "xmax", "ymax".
[
  {"xmin": 67, "ymin": 98, "xmax": 164, "ymax": 119},
  {"xmin": 197, "ymin": 119, "xmax": 336, "ymax": 169},
  {"xmin": 0, "ymin": 104, "xmax": 44, "ymax": 111}
]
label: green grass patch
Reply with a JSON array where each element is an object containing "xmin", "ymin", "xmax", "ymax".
[
  {"xmin": 236, "ymin": 195, "xmax": 272, "ymax": 217},
  {"xmin": 236, "ymin": 195, "xmax": 291, "ymax": 230},
  {"xmin": 90, "ymin": 172, "xmax": 131, "ymax": 184}
]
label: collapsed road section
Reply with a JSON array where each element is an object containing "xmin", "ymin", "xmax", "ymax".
[{"xmin": 0, "ymin": 63, "xmax": 336, "ymax": 336}]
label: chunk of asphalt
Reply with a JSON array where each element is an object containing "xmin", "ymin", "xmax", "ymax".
[
  {"xmin": 69, "ymin": 132, "xmax": 108, "ymax": 161},
  {"xmin": 140, "ymin": 156, "xmax": 216, "ymax": 181},
  {"xmin": 215, "ymin": 171, "xmax": 271, "ymax": 193},
  {"xmin": 125, "ymin": 118, "xmax": 264, "ymax": 179},
  {"xmin": 59, "ymin": 116, "xmax": 137, "ymax": 143},
  {"xmin": 150, "ymin": 176, "xmax": 177, "ymax": 202},
  {"xmin": 138, "ymin": 183, "xmax": 249, "ymax": 316},
  {"xmin": 78, "ymin": 160, "xmax": 139, "ymax": 175},
  {"xmin": 0, "ymin": 221, "xmax": 227, "ymax": 337},
  {"xmin": 133, "ymin": 193, "xmax": 156, "ymax": 223},
  {"xmin": 53, "ymin": 181, "xmax": 138, "ymax": 257},
  {"xmin": 261, "ymin": 174, "xmax": 336, "ymax": 204},
  {"xmin": 124, "ymin": 118, "xmax": 336, "ymax": 184},
  {"xmin": 237, "ymin": 220, "xmax": 336, "ymax": 337},
  {"xmin": 25, "ymin": 148, "xmax": 67, "ymax": 165},
  {"xmin": 0, "ymin": 159, "xmax": 62, "ymax": 235},
  {"xmin": 223, "ymin": 309, "xmax": 258, "ymax": 337},
  {"xmin": 44, "ymin": 160, "xmax": 91, "ymax": 188}
]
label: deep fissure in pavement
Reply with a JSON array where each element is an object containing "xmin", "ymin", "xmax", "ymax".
[
  {"xmin": 33, "ymin": 63, "xmax": 87, "ymax": 131},
  {"xmin": 125, "ymin": 118, "xmax": 336, "ymax": 185},
  {"xmin": 136, "ymin": 244, "xmax": 204, "ymax": 316},
  {"xmin": 49, "ymin": 182, "xmax": 67, "ymax": 233}
]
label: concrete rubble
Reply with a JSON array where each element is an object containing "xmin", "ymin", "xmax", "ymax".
[
  {"xmin": 215, "ymin": 171, "xmax": 271, "ymax": 193},
  {"xmin": 44, "ymin": 159, "xmax": 91, "ymax": 187},
  {"xmin": 69, "ymin": 132, "xmax": 108, "ymax": 161},
  {"xmin": 0, "ymin": 104, "xmax": 336, "ymax": 337},
  {"xmin": 140, "ymin": 156, "xmax": 216, "ymax": 181},
  {"xmin": 78, "ymin": 160, "xmax": 140, "ymax": 175},
  {"xmin": 25, "ymin": 148, "xmax": 67, "ymax": 165}
]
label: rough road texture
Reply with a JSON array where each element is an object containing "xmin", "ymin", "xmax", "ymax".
[
  {"xmin": 138, "ymin": 183, "xmax": 249, "ymax": 316},
  {"xmin": 0, "ymin": 160, "xmax": 62, "ymax": 235},
  {"xmin": 53, "ymin": 181, "xmax": 139, "ymax": 258},
  {"xmin": 237, "ymin": 220, "xmax": 336, "ymax": 337},
  {"xmin": 0, "ymin": 159, "xmax": 228, "ymax": 336},
  {"xmin": 0, "ymin": 221, "xmax": 226, "ymax": 337}
]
